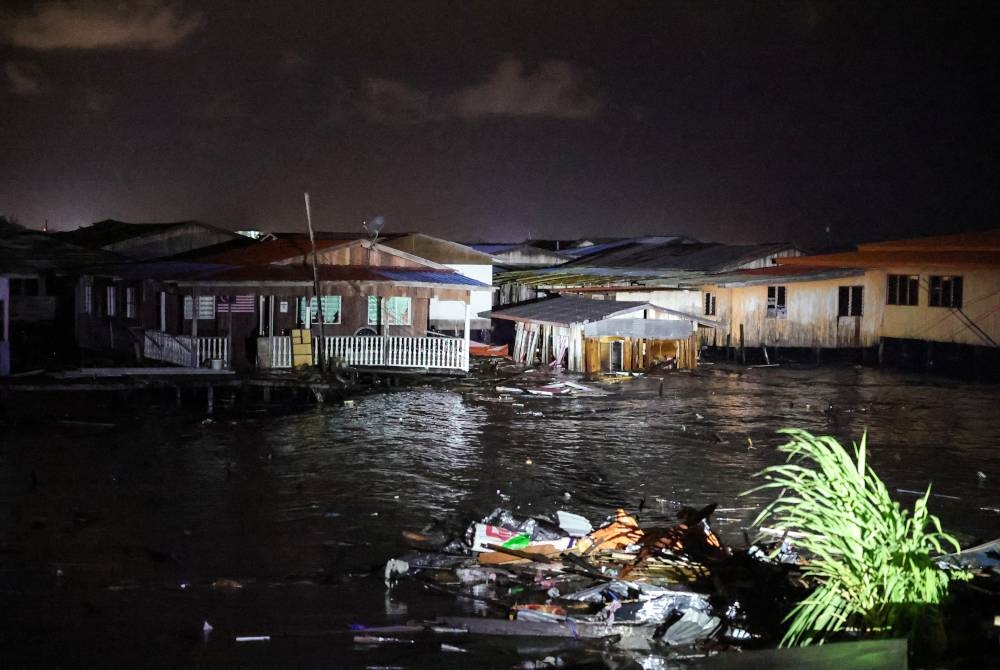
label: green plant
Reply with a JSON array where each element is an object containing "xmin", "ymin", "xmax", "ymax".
[{"xmin": 745, "ymin": 428, "xmax": 969, "ymax": 647}]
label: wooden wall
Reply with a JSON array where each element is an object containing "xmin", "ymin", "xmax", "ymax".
[{"xmin": 706, "ymin": 277, "xmax": 881, "ymax": 349}]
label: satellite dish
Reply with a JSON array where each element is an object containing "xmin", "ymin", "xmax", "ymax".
[{"xmin": 362, "ymin": 215, "xmax": 385, "ymax": 248}]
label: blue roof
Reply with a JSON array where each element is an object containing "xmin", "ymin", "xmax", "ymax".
[{"xmin": 379, "ymin": 269, "xmax": 489, "ymax": 287}]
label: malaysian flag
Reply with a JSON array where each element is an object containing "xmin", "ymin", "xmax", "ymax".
[{"xmin": 216, "ymin": 295, "xmax": 256, "ymax": 313}]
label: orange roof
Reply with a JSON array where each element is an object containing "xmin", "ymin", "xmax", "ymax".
[
  {"xmin": 779, "ymin": 249, "xmax": 1000, "ymax": 269},
  {"xmin": 858, "ymin": 228, "xmax": 1000, "ymax": 252}
]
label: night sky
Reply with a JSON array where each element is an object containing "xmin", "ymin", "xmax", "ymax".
[{"xmin": 1, "ymin": 1, "xmax": 996, "ymax": 248}]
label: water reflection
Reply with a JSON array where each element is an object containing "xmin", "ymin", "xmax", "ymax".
[{"xmin": 1, "ymin": 366, "xmax": 998, "ymax": 667}]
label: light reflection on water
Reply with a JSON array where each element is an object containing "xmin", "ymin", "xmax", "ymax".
[{"xmin": 1, "ymin": 365, "xmax": 998, "ymax": 666}]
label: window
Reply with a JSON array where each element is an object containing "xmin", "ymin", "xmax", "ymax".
[
  {"xmin": 704, "ymin": 292, "xmax": 716, "ymax": 316},
  {"xmin": 368, "ymin": 296, "xmax": 411, "ymax": 326},
  {"xmin": 929, "ymin": 275, "xmax": 963, "ymax": 308},
  {"xmin": 183, "ymin": 296, "xmax": 217, "ymax": 320},
  {"xmin": 766, "ymin": 285, "xmax": 786, "ymax": 319},
  {"xmin": 106, "ymin": 286, "xmax": 117, "ymax": 317},
  {"xmin": 838, "ymin": 285, "xmax": 864, "ymax": 317},
  {"xmin": 300, "ymin": 296, "xmax": 342, "ymax": 324},
  {"xmin": 83, "ymin": 284, "xmax": 93, "ymax": 314},
  {"xmin": 125, "ymin": 287, "xmax": 136, "ymax": 319},
  {"xmin": 887, "ymin": 274, "xmax": 919, "ymax": 306}
]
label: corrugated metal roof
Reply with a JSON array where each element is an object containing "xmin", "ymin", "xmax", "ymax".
[
  {"xmin": 199, "ymin": 237, "xmax": 353, "ymax": 265},
  {"xmin": 0, "ymin": 232, "xmax": 126, "ymax": 271},
  {"xmin": 172, "ymin": 264, "xmax": 488, "ymax": 287},
  {"xmin": 709, "ymin": 265, "xmax": 866, "ymax": 287},
  {"xmin": 567, "ymin": 241, "xmax": 797, "ymax": 271},
  {"xmin": 471, "ymin": 243, "xmax": 522, "ymax": 254},
  {"xmin": 487, "ymin": 295, "xmax": 663, "ymax": 326},
  {"xmin": 54, "ymin": 219, "xmax": 231, "ymax": 248}
]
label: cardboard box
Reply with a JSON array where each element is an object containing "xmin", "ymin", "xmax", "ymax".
[
  {"xmin": 292, "ymin": 342, "xmax": 312, "ymax": 356},
  {"xmin": 290, "ymin": 328, "xmax": 312, "ymax": 343}
]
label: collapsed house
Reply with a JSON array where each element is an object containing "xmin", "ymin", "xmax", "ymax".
[{"xmin": 483, "ymin": 294, "xmax": 711, "ymax": 374}]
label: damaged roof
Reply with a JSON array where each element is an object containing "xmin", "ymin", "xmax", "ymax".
[
  {"xmin": 709, "ymin": 265, "xmax": 866, "ymax": 287},
  {"xmin": 484, "ymin": 294, "xmax": 711, "ymax": 327}
]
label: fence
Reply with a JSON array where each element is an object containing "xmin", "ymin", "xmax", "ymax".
[{"xmin": 144, "ymin": 331, "xmax": 230, "ymax": 368}]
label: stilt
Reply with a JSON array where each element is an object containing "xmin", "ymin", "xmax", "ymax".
[
  {"xmin": 658, "ymin": 380, "xmax": 664, "ymax": 397},
  {"xmin": 175, "ymin": 386, "xmax": 182, "ymax": 406},
  {"xmin": 926, "ymin": 341, "xmax": 934, "ymax": 369},
  {"xmin": 814, "ymin": 346, "xmax": 821, "ymax": 364},
  {"xmin": 877, "ymin": 338, "xmax": 885, "ymax": 367},
  {"xmin": 761, "ymin": 345, "xmax": 770, "ymax": 365},
  {"xmin": 263, "ymin": 385, "xmax": 271, "ymax": 403},
  {"xmin": 739, "ymin": 324, "xmax": 745, "ymax": 365},
  {"xmin": 206, "ymin": 384, "xmax": 214, "ymax": 415}
]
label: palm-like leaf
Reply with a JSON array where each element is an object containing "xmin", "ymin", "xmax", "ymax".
[{"xmin": 744, "ymin": 429, "xmax": 969, "ymax": 646}]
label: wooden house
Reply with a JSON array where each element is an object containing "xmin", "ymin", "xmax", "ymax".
[
  {"xmin": 698, "ymin": 266, "xmax": 873, "ymax": 354},
  {"xmin": 92, "ymin": 236, "xmax": 489, "ymax": 373},
  {"xmin": 0, "ymin": 227, "xmax": 121, "ymax": 373},
  {"xmin": 775, "ymin": 229, "xmax": 1000, "ymax": 363},
  {"xmin": 485, "ymin": 294, "xmax": 711, "ymax": 374}
]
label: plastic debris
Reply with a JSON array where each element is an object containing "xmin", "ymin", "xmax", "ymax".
[{"xmin": 381, "ymin": 503, "xmax": 759, "ymax": 654}]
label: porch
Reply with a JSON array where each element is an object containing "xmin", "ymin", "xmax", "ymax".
[{"xmin": 143, "ymin": 330, "xmax": 470, "ymax": 373}]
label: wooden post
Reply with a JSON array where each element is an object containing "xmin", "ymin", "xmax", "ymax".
[
  {"xmin": 739, "ymin": 324, "xmax": 745, "ymax": 365},
  {"xmin": 206, "ymin": 384, "xmax": 214, "ymax": 415},
  {"xmin": 761, "ymin": 345, "xmax": 770, "ymax": 365},
  {"xmin": 925, "ymin": 341, "xmax": 934, "ymax": 369},
  {"xmin": 462, "ymin": 302, "xmax": 471, "ymax": 372},
  {"xmin": 877, "ymin": 338, "xmax": 885, "ymax": 367},
  {"xmin": 191, "ymin": 289, "xmax": 200, "ymax": 368}
]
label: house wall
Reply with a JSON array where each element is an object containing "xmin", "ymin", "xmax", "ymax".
[
  {"xmin": 612, "ymin": 289, "xmax": 702, "ymax": 316},
  {"xmin": 709, "ymin": 277, "xmax": 881, "ymax": 349},
  {"xmin": 75, "ymin": 276, "xmax": 148, "ymax": 359},
  {"xmin": 874, "ymin": 267, "xmax": 1000, "ymax": 347},
  {"xmin": 431, "ymin": 263, "xmax": 491, "ymax": 330}
]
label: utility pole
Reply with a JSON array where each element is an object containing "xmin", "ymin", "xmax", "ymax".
[{"xmin": 304, "ymin": 193, "xmax": 325, "ymax": 370}]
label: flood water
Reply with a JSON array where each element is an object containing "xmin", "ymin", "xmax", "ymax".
[{"xmin": 1, "ymin": 364, "xmax": 998, "ymax": 668}]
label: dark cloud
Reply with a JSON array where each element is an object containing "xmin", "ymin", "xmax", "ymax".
[
  {"xmin": 2, "ymin": 1, "xmax": 203, "ymax": 51},
  {"xmin": 4, "ymin": 60, "xmax": 45, "ymax": 95},
  {"xmin": 453, "ymin": 58, "xmax": 602, "ymax": 120},
  {"xmin": 362, "ymin": 58, "xmax": 602, "ymax": 124}
]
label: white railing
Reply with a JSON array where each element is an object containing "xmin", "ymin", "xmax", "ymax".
[
  {"xmin": 308, "ymin": 335, "xmax": 469, "ymax": 372},
  {"xmin": 271, "ymin": 337, "xmax": 292, "ymax": 369},
  {"xmin": 144, "ymin": 331, "xmax": 230, "ymax": 368}
]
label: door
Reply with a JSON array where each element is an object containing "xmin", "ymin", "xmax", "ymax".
[{"xmin": 610, "ymin": 340, "xmax": 624, "ymax": 371}]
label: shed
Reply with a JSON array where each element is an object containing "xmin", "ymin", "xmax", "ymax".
[{"xmin": 484, "ymin": 294, "xmax": 712, "ymax": 374}]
